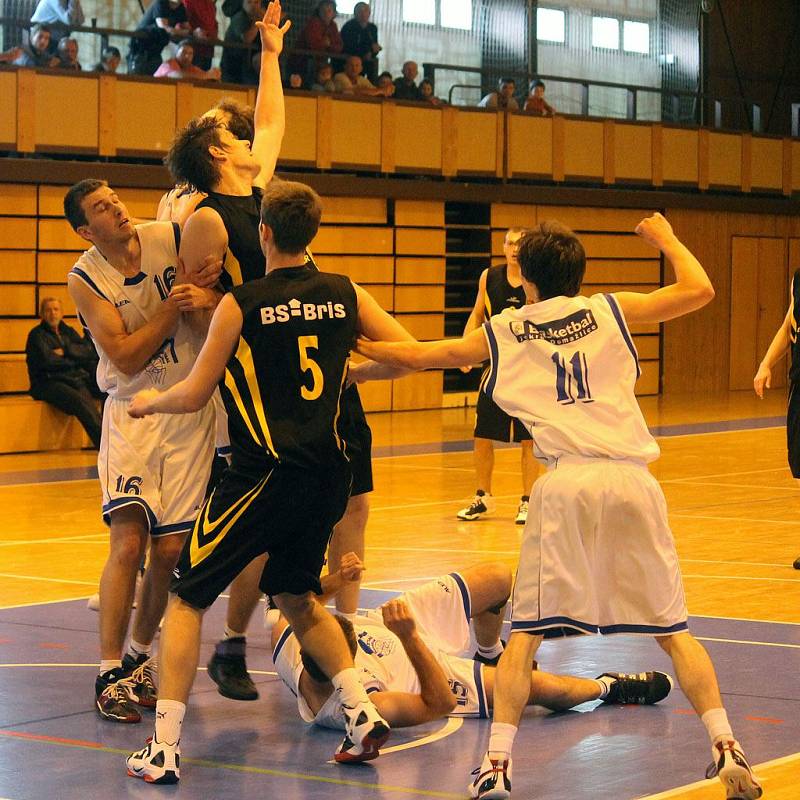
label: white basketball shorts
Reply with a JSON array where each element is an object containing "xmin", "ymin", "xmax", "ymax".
[
  {"xmin": 510, "ymin": 456, "xmax": 689, "ymax": 636},
  {"xmin": 98, "ymin": 396, "xmax": 215, "ymax": 536}
]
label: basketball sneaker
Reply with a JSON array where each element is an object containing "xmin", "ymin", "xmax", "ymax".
[
  {"xmin": 334, "ymin": 700, "xmax": 391, "ymax": 763},
  {"xmin": 793, "ymin": 555, "xmax": 800, "ymax": 570},
  {"xmin": 597, "ymin": 671, "xmax": 673, "ymax": 705},
  {"xmin": 207, "ymin": 637, "xmax": 259, "ymax": 701},
  {"xmin": 705, "ymin": 740, "xmax": 763, "ymax": 799},
  {"xmin": 514, "ymin": 499, "xmax": 528, "ymax": 525},
  {"xmin": 468, "ymin": 752, "xmax": 512, "ymax": 799},
  {"xmin": 458, "ymin": 491, "xmax": 496, "ymax": 521},
  {"xmin": 95, "ymin": 668, "xmax": 141, "ymax": 723},
  {"xmin": 121, "ymin": 654, "xmax": 158, "ymax": 708},
  {"xmin": 126, "ymin": 736, "xmax": 180, "ymax": 784}
]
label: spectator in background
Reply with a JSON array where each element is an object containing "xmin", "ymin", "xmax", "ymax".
[
  {"xmin": 340, "ymin": 2, "xmax": 380, "ymax": 84},
  {"xmin": 221, "ymin": 0, "xmax": 241, "ymax": 15},
  {"xmin": 91, "ymin": 45, "xmax": 121, "ymax": 73},
  {"xmin": 128, "ymin": 0, "xmax": 191, "ymax": 76},
  {"xmin": 220, "ymin": 0, "xmax": 263, "ymax": 85},
  {"xmin": 56, "ymin": 36, "xmax": 81, "ymax": 70},
  {"xmin": 14, "ymin": 24, "xmax": 59, "ymax": 67},
  {"xmin": 376, "ymin": 70, "xmax": 394, "ymax": 96},
  {"xmin": 478, "ymin": 76, "xmax": 519, "ymax": 110},
  {"xmin": 0, "ymin": 47, "xmax": 24, "ymax": 63},
  {"xmin": 333, "ymin": 53, "xmax": 389, "ymax": 96},
  {"xmin": 311, "ymin": 60, "xmax": 335, "ymax": 91},
  {"xmin": 524, "ymin": 79, "xmax": 555, "ymax": 116},
  {"xmin": 26, "ymin": 297, "xmax": 102, "ymax": 449},
  {"xmin": 184, "ymin": 0, "xmax": 218, "ymax": 71},
  {"xmin": 30, "ymin": 0, "xmax": 84, "ymax": 51},
  {"xmin": 419, "ymin": 77, "xmax": 444, "ymax": 106},
  {"xmin": 289, "ymin": 0, "xmax": 342, "ymax": 84},
  {"xmin": 155, "ymin": 40, "xmax": 220, "ymax": 79},
  {"xmin": 393, "ymin": 60, "xmax": 420, "ymax": 100}
]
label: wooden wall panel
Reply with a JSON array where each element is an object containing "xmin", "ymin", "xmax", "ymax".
[
  {"xmin": 793, "ymin": 141, "xmax": 800, "ymax": 192},
  {"xmin": 507, "ymin": 115, "xmax": 553, "ymax": 178},
  {"xmin": 38, "ymin": 185, "xmax": 69, "ymax": 216},
  {"xmin": 362, "ymin": 284, "xmax": 393, "ymax": 310},
  {"xmin": 563, "ymin": 119, "xmax": 604, "ymax": 180},
  {"xmin": 0, "ymin": 285, "xmax": 36, "ymax": 316},
  {"xmin": 395, "ymin": 285, "xmax": 445, "ymax": 313},
  {"xmin": 0, "ymin": 251, "xmax": 37, "ymax": 283},
  {"xmin": 35, "ymin": 76, "xmax": 98, "ymax": 150},
  {"xmin": 707, "ymin": 132, "xmax": 742, "ymax": 188},
  {"xmin": 329, "ymin": 100, "xmax": 382, "ymax": 168},
  {"xmin": 280, "ymin": 95, "xmax": 317, "ymax": 164},
  {"xmin": 750, "ymin": 137, "xmax": 784, "ymax": 190},
  {"xmin": 0, "ymin": 356, "xmax": 29, "ymax": 393},
  {"xmin": 38, "ymin": 219, "xmax": 84, "ymax": 251},
  {"xmin": 395, "ymin": 228, "xmax": 446, "ymax": 255},
  {"xmin": 355, "ymin": 379, "xmax": 392, "ymax": 412},
  {"xmin": 662, "ymin": 128, "xmax": 699, "ymax": 184},
  {"xmin": 456, "ymin": 111, "xmax": 497, "ymax": 174},
  {"xmin": 614, "ymin": 124, "xmax": 652, "ymax": 182},
  {"xmin": 395, "ymin": 201, "xmax": 444, "ymax": 228},
  {"xmin": 0, "ymin": 219, "xmax": 37, "ymax": 250},
  {"xmin": 0, "ymin": 319, "xmax": 38, "ymax": 352},
  {"xmin": 395, "ymin": 258, "xmax": 446, "ymax": 284},
  {"xmin": 0, "ymin": 72, "xmax": 16, "ymax": 146},
  {"xmin": 583, "ymin": 260, "xmax": 660, "ymax": 283},
  {"xmin": 310, "ymin": 226, "xmax": 393, "ymax": 254},
  {"xmin": 0, "ymin": 185, "xmax": 37, "ymax": 216},
  {"xmin": 312, "ymin": 255, "xmax": 393, "ymax": 283},
  {"xmin": 580, "ymin": 233, "xmax": 659, "ymax": 259},
  {"xmin": 536, "ymin": 206, "xmax": 651, "ymax": 233},
  {"xmin": 115, "ymin": 81, "xmax": 176, "ymax": 153},
  {"xmin": 321, "ymin": 197, "xmax": 387, "ymax": 225},
  {"xmin": 38, "ymin": 252, "xmax": 76, "ymax": 283},
  {"xmin": 728, "ymin": 237, "xmax": 760, "ymax": 390},
  {"xmin": 394, "ymin": 313, "xmax": 444, "ymax": 340},
  {"xmin": 190, "ymin": 86, "xmax": 250, "ymax": 119},
  {"xmin": 491, "ymin": 204, "xmax": 536, "ymax": 229},
  {"xmin": 394, "ymin": 106, "xmax": 442, "ymax": 171},
  {"xmin": 392, "ymin": 371, "xmax": 443, "ymax": 410},
  {"xmin": 637, "ymin": 360, "xmax": 660, "ymax": 395},
  {"xmin": 634, "ymin": 335, "xmax": 660, "ymax": 360}
]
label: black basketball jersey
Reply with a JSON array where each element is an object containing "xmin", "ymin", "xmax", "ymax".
[
  {"xmin": 223, "ymin": 265, "xmax": 358, "ymax": 473},
  {"xmin": 790, "ymin": 269, "xmax": 800, "ymax": 384},
  {"xmin": 483, "ymin": 264, "xmax": 526, "ymax": 320},
  {"xmin": 196, "ymin": 188, "xmax": 265, "ymax": 290}
]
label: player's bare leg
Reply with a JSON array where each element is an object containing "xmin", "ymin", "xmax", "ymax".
[
  {"xmin": 457, "ymin": 562, "xmax": 511, "ymax": 665},
  {"xmin": 657, "ymin": 632, "xmax": 762, "ymax": 799},
  {"xmin": 328, "ymin": 493, "xmax": 369, "ymax": 617},
  {"xmin": 459, "ymin": 439, "xmax": 496, "ymax": 520},
  {"xmin": 516, "ymin": 440, "xmax": 538, "ymax": 525},
  {"xmin": 275, "ymin": 591, "xmax": 391, "ymax": 763}
]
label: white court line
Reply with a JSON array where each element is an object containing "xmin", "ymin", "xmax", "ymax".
[
  {"xmin": 695, "ymin": 636, "xmax": 800, "ymax": 650},
  {"xmin": 636, "ymin": 750, "xmax": 800, "ymax": 799},
  {"xmin": 0, "ymin": 572, "xmax": 99, "ymax": 587},
  {"xmin": 670, "ymin": 512, "xmax": 799, "ymax": 526},
  {"xmin": 662, "ymin": 465, "xmax": 788, "ymax": 483},
  {"xmin": 0, "ymin": 663, "xmax": 279, "ymax": 676},
  {"xmin": 665, "ymin": 480, "xmax": 800, "ymax": 493},
  {"xmin": 372, "ymin": 493, "xmax": 521, "ymax": 513},
  {"xmin": 653, "ymin": 425, "xmax": 784, "ymax": 441},
  {"xmin": 0, "ymin": 595, "xmax": 92, "ymax": 611},
  {"xmin": 691, "ymin": 613, "xmax": 800, "ymax": 626},
  {"xmin": 683, "ymin": 573, "xmax": 800, "ymax": 584},
  {"xmin": 0, "ymin": 533, "xmax": 107, "ymax": 548},
  {"xmin": 0, "ymin": 477, "xmax": 96, "ymax": 490}
]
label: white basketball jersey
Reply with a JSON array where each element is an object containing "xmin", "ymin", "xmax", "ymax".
[
  {"xmin": 69, "ymin": 222, "xmax": 202, "ymax": 400},
  {"xmin": 273, "ymin": 617, "xmax": 422, "ymax": 730},
  {"xmin": 483, "ymin": 293, "xmax": 659, "ymax": 463}
]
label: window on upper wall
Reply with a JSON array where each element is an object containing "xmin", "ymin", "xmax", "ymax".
[
  {"xmin": 592, "ymin": 16, "xmax": 620, "ymax": 49},
  {"xmin": 623, "ymin": 20, "xmax": 650, "ymax": 54},
  {"xmin": 337, "ymin": 0, "xmax": 357, "ymax": 13},
  {"xmin": 402, "ymin": 0, "xmax": 436, "ymax": 25},
  {"xmin": 537, "ymin": 7, "xmax": 566, "ymax": 43},
  {"xmin": 441, "ymin": 0, "xmax": 472, "ymax": 30}
]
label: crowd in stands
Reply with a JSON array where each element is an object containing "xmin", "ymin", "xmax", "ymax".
[{"xmin": 0, "ymin": 0, "xmax": 556, "ymax": 114}]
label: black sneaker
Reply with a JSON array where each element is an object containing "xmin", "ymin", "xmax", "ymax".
[
  {"xmin": 95, "ymin": 667, "xmax": 141, "ymax": 723},
  {"xmin": 121, "ymin": 653, "xmax": 158, "ymax": 708},
  {"xmin": 457, "ymin": 492, "xmax": 496, "ymax": 521},
  {"xmin": 207, "ymin": 639, "xmax": 258, "ymax": 701},
  {"xmin": 598, "ymin": 671, "xmax": 673, "ymax": 705},
  {"xmin": 793, "ymin": 555, "xmax": 800, "ymax": 570},
  {"xmin": 472, "ymin": 640, "xmax": 507, "ymax": 667}
]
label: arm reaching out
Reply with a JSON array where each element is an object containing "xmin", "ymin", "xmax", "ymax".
[
  {"xmin": 613, "ymin": 213, "xmax": 714, "ymax": 325},
  {"xmin": 754, "ymin": 304, "xmax": 793, "ymax": 398},
  {"xmin": 357, "ymin": 328, "xmax": 489, "ymax": 372}
]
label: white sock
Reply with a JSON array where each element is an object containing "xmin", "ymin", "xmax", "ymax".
[
  {"xmin": 224, "ymin": 626, "xmax": 246, "ymax": 640},
  {"xmin": 331, "ymin": 667, "xmax": 370, "ymax": 707},
  {"xmin": 99, "ymin": 659, "xmax": 121, "ymax": 675},
  {"xmin": 701, "ymin": 708, "xmax": 733, "ymax": 744},
  {"xmin": 488, "ymin": 722, "xmax": 517, "ymax": 760},
  {"xmin": 477, "ymin": 640, "xmax": 504, "ymax": 660},
  {"xmin": 155, "ymin": 699, "xmax": 185, "ymax": 746},
  {"xmin": 594, "ymin": 675, "xmax": 615, "ymax": 699},
  {"xmin": 127, "ymin": 639, "xmax": 152, "ymax": 659}
]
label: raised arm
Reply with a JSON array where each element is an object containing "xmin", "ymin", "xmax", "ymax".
[
  {"xmin": 370, "ymin": 600, "xmax": 457, "ymax": 727},
  {"xmin": 67, "ymin": 274, "xmax": 179, "ymax": 376},
  {"xmin": 128, "ymin": 293, "xmax": 242, "ymax": 417},
  {"xmin": 251, "ymin": 1, "xmax": 291, "ymax": 190},
  {"xmin": 754, "ymin": 303, "xmax": 793, "ymax": 398},
  {"xmin": 613, "ymin": 213, "xmax": 714, "ymax": 325}
]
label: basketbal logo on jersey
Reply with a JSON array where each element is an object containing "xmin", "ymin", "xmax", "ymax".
[
  {"xmin": 260, "ymin": 297, "xmax": 348, "ymax": 325},
  {"xmin": 356, "ymin": 630, "xmax": 397, "ymax": 658},
  {"xmin": 509, "ymin": 309, "xmax": 598, "ymax": 346}
]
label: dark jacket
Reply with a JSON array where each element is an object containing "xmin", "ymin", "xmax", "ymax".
[
  {"xmin": 25, "ymin": 320, "xmax": 98, "ymax": 397},
  {"xmin": 340, "ymin": 18, "xmax": 378, "ymax": 62}
]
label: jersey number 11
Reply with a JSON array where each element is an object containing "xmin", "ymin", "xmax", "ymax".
[{"xmin": 552, "ymin": 351, "xmax": 593, "ymax": 405}]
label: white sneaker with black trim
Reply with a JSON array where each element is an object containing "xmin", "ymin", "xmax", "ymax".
[
  {"xmin": 126, "ymin": 736, "xmax": 180, "ymax": 784},
  {"xmin": 458, "ymin": 492, "xmax": 496, "ymax": 521},
  {"xmin": 468, "ymin": 752, "xmax": 512, "ymax": 799},
  {"xmin": 706, "ymin": 740, "xmax": 763, "ymax": 799},
  {"xmin": 334, "ymin": 700, "xmax": 391, "ymax": 763},
  {"xmin": 514, "ymin": 500, "xmax": 528, "ymax": 525}
]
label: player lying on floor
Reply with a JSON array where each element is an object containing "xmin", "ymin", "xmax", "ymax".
[{"xmin": 270, "ymin": 554, "xmax": 673, "ymax": 728}]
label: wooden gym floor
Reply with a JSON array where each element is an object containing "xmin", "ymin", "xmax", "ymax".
[{"xmin": 0, "ymin": 390, "xmax": 798, "ymax": 799}]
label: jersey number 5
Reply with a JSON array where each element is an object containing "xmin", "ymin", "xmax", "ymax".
[
  {"xmin": 298, "ymin": 335, "xmax": 324, "ymax": 400},
  {"xmin": 552, "ymin": 351, "xmax": 593, "ymax": 405}
]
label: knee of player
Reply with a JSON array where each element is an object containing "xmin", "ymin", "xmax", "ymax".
[
  {"xmin": 149, "ymin": 534, "xmax": 187, "ymax": 567},
  {"xmin": 484, "ymin": 562, "xmax": 513, "ymax": 604},
  {"xmin": 109, "ymin": 533, "xmax": 146, "ymax": 567},
  {"xmin": 273, "ymin": 591, "xmax": 317, "ymax": 622}
]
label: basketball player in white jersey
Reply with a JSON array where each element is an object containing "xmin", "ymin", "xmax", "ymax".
[
  {"xmin": 272, "ymin": 553, "xmax": 673, "ymax": 731},
  {"xmin": 65, "ymin": 179, "xmax": 218, "ymax": 724},
  {"xmin": 357, "ymin": 214, "xmax": 762, "ymax": 800}
]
